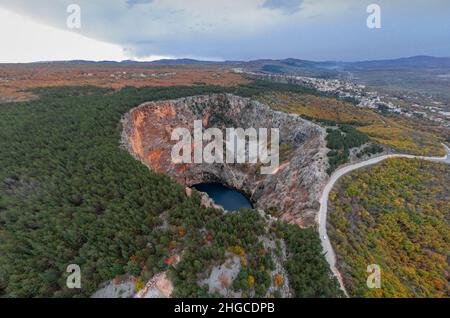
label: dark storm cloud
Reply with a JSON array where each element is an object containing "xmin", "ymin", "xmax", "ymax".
[{"xmin": 0, "ymin": 0, "xmax": 449, "ymax": 61}]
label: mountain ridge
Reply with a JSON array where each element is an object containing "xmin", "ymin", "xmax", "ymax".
[{"xmin": 18, "ymin": 55, "xmax": 450, "ymax": 68}]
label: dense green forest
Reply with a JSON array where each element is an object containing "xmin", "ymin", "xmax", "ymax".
[
  {"xmin": 0, "ymin": 83, "xmax": 341, "ymax": 297},
  {"xmin": 328, "ymin": 158, "xmax": 449, "ymax": 297},
  {"xmin": 326, "ymin": 125, "xmax": 370, "ymax": 174},
  {"xmin": 272, "ymin": 223, "xmax": 343, "ymax": 297}
]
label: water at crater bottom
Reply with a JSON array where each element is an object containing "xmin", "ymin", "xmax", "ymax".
[{"xmin": 192, "ymin": 183, "xmax": 253, "ymax": 211}]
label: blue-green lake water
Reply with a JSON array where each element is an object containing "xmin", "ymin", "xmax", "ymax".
[{"xmin": 193, "ymin": 183, "xmax": 253, "ymax": 211}]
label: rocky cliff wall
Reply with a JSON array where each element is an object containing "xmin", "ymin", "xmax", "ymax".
[{"xmin": 121, "ymin": 94, "xmax": 328, "ymax": 227}]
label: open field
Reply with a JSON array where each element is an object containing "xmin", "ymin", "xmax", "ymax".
[{"xmin": 0, "ymin": 64, "xmax": 249, "ymax": 103}]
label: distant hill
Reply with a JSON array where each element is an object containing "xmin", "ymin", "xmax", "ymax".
[
  {"xmin": 237, "ymin": 56, "xmax": 450, "ymax": 76},
  {"xmin": 148, "ymin": 58, "xmax": 218, "ymax": 65},
  {"xmin": 30, "ymin": 55, "xmax": 450, "ymax": 71},
  {"xmin": 32, "ymin": 58, "xmax": 220, "ymax": 66},
  {"xmin": 27, "ymin": 56, "xmax": 450, "ymax": 87},
  {"xmin": 345, "ymin": 55, "xmax": 450, "ymax": 70}
]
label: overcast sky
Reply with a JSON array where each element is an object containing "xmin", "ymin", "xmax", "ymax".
[{"xmin": 0, "ymin": 0, "xmax": 449, "ymax": 63}]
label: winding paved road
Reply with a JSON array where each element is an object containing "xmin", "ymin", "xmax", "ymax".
[{"xmin": 318, "ymin": 143, "xmax": 450, "ymax": 296}]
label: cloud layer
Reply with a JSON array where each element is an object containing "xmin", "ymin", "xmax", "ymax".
[
  {"xmin": 0, "ymin": 0, "xmax": 449, "ymax": 62},
  {"xmin": 261, "ymin": 0, "xmax": 304, "ymax": 14}
]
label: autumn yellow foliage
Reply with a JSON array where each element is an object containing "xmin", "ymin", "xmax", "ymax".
[
  {"xmin": 328, "ymin": 158, "xmax": 450, "ymax": 298},
  {"xmin": 135, "ymin": 279, "xmax": 145, "ymax": 292},
  {"xmin": 260, "ymin": 92, "xmax": 445, "ymax": 157},
  {"xmin": 247, "ymin": 275, "xmax": 255, "ymax": 287},
  {"xmin": 274, "ymin": 274, "xmax": 284, "ymax": 287}
]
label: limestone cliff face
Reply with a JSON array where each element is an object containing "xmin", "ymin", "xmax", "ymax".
[{"xmin": 121, "ymin": 94, "xmax": 328, "ymax": 227}]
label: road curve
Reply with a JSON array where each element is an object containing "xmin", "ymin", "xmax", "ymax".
[{"xmin": 318, "ymin": 143, "xmax": 450, "ymax": 297}]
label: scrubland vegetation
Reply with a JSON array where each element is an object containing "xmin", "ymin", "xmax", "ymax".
[
  {"xmin": 259, "ymin": 92, "xmax": 445, "ymax": 157},
  {"xmin": 358, "ymin": 123, "xmax": 445, "ymax": 156},
  {"xmin": 328, "ymin": 158, "xmax": 449, "ymax": 298},
  {"xmin": 260, "ymin": 92, "xmax": 379, "ymax": 126}
]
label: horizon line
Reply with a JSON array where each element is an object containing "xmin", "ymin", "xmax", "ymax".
[{"xmin": 1, "ymin": 54, "xmax": 449, "ymax": 66}]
